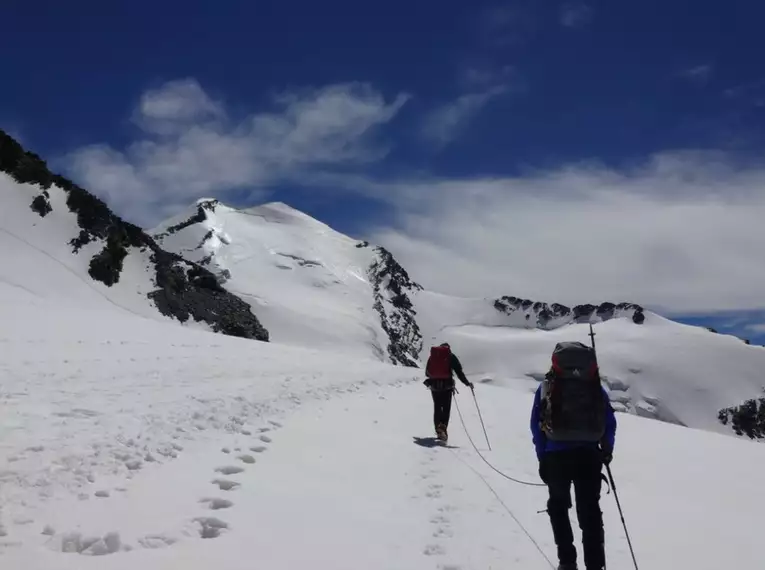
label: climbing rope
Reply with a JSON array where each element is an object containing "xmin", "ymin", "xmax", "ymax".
[
  {"xmin": 449, "ymin": 446, "xmax": 556, "ymax": 569},
  {"xmin": 453, "ymin": 394, "xmax": 546, "ymax": 488},
  {"xmin": 451, "ymin": 391, "xmax": 554, "ymax": 569}
]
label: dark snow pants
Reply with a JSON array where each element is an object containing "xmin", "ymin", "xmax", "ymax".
[
  {"xmin": 431, "ymin": 388, "xmax": 453, "ymax": 428},
  {"xmin": 544, "ymin": 447, "xmax": 605, "ymax": 570}
]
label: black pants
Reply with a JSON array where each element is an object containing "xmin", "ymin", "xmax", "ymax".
[
  {"xmin": 431, "ymin": 389, "xmax": 452, "ymax": 428},
  {"xmin": 544, "ymin": 447, "xmax": 605, "ymax": 570}
]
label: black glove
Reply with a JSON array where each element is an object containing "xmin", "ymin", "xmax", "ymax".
[
  {"xmin": 467, "ymin": 382, "xmax": 474, "ymax": 390},
  {"xmin": 600, "ymin": 446, "xmax": 613, "ymax": 466}
]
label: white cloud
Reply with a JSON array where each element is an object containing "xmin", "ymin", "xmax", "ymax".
[
  {"xmin": 362, "ymin": 152, "xmax": 765, "ymax": 313},
  {"xmin": 420, "ymin": 86, "xmax": 507, "ymax": 147},
  {"xmin": 136, "ymin": 79, "xmax": 225, "ymax": 131},
  {"xmin": 458, "ymin": 63, "xmax": 517, "ymax": 90},
  {"xmin": 679, "ymin": 64, "xmax": 714, "ymax": 85},
  {"xmin": 745, "ymin": 323, "xmax": 765, "ymax": 334},
  {"xmin": 560, "ymin": 3, "xmax": 593, "ymax": 28},
  {"xmin": 66, "ymin": 79, "xmax": 409, "ymax": 225}
]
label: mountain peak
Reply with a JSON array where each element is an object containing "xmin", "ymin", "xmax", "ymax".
[{"xmin": 239, "ymin": 201, "xmax": 335, "ymax": 232}]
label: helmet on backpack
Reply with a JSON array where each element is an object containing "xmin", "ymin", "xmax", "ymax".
[{"xmin": 540, "ymin": 342, "xmax": 606, "ymax": 442}]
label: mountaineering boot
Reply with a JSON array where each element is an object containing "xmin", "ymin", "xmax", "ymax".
[
  {"xmin": 436, "ymin": 423, "xmax": 448, "ymax": 442},
  {"xmin": 556, "ymin": 564, "xmax": 577, "ymax": 570}
]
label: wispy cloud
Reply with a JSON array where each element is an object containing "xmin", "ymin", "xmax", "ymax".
[
  {"xmin": 420, "ymin": 86, "xmax": 508, "ymax": 147},
  {"xmin": 679, "ymin": 64, "xmax": 714, "ymax": 85},
  {"xmin": 745, "ymin": 323, "xmax": 765, "ymax": 334},
  {"xmin": 350, "ymin": 151, "xmax": 765, "ymax": 313},
  {"xmin": 421, "ymin": 64, "xmax": 520, "ymax": 148},
  {"xmin": 458, "ymin": 64, "xmax": 517, "ymax": 91},
  {"xmin": 724, "ymin": 78, "xmax": 765, "ymax": 107},
  {"xmin": 65, "ymin": 79, "xmax": 409, "ymax": 226},
  {"xmin": 559, "ymin": 3, "xmax": 593, "ymax": 28},
  {"xmin": 133, "ymin": 79, "xmax": 225, "ymax": 135}
]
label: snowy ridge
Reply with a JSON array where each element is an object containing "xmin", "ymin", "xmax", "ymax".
[
  {"xmin": 152, "ymin": 196, "xmax": 765, "ymax": 438},
  {"xmin": 153, "ymin": 200, "xmax": 393, "ymax": 362},
  {"xmin": 366, "ymin": 244, "xmax": 424, "ymax": 366},
  {"xmin": 0, "ymin": 130, "xmax": 268, "ymax": 340},
  {"xmin": 493, "ymin": 296, "xmax": 645, "ymax": 328}
]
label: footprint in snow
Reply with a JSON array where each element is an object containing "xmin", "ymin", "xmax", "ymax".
[
  {"xmin": 215, "ymin": 466, "xmax": 245, "ymax": 476},
  {"xmin": 194, "ymin": 517, "xmax": 228, "ymax": 539},
  {"xmin": 237, "ymin": 454, "xmax": 256, "ymax": 464},
  {"xmin": 423, "ymin": 544, "xmax": 446, "ymax": 556},
  {"xmin": 259, "ymin": 435, "xmax": 272, "ymax": 443},
  {"xmin": 430, "ymin": 514, "xmax": 449, "ymax": 525},
  {"xmin": 199, "ymin": 498, "xmax": 233, "ymax": 510},
  {"xmin": 212, "ymin": 479, "xmax": 240, "ymax": 491},
  {"xmin": 138, "ymin": 534, "xmax": 177, "ymax": 549},
  {"xmin": 249, "ymin": 445, "xmax": 267, "ymax": 453}
]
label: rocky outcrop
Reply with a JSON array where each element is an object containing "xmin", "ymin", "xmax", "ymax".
[
  {"xmin": 30, "ymin": 190, "xmax": 52, "ymax": 217},
  {"xmin": 0, "ymin": 129, "xmax": 268, "ymax": 341},
  {"xmin": 155, "ymin": 199, "xmax": 219, "ymax": 240},
  {"xmin": 718, "ymin": 391, "xmax": 765, "ymax": 440},
  {"xmin": 367, "ymin": 245, "xmax": 423, "ymax": 367},
  {"xmin": 494, "ymin": 296, "xmax": 644, "ymax": 328}
]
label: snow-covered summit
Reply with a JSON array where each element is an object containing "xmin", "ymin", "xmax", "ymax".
[
  {"xmin": 153, "ymin": 197, "xmax": 400, "ymax": 363},
  {"xmin": 152, "ymin": 197, "xmax": 647, "ymax": 363}
]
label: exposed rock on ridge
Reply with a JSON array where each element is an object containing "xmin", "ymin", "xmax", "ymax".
[
  {"xmin": 365, "ymin": 244, "xmax": 423, "ymax": 367},
  {"xmin": 493, "ymin": 296, "xmax": 645, "ymax": 327},
  {"xmin": 0, "ymin": 129, "xmax": 268, "ymax": 341}
]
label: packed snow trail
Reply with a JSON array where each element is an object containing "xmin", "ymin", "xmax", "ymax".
[{"xmin": 3, "ymin": 359, "xmax": 765, "ymax": 569}]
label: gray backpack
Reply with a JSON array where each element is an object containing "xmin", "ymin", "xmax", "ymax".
[{"xmin": 540, "ymin": 342, "xmax": 606, "ymax": 442}]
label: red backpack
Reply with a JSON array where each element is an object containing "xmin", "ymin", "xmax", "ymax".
[{"xmin": 426, "ymin": 345, "xmax": 452, "ymax": 379}]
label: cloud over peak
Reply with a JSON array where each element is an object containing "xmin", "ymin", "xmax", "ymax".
[
  {"xmin": 66, "ymin": 79, "xmax": 409, "ymax": 225},
  {"xmin": 365, "ymin": 151, "xmax": 765, "ymax": 314}
]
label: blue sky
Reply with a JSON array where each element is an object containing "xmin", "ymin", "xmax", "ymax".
[{"xmin": 3, "ymin": 0, "xmax": 765, "ymax": 343}]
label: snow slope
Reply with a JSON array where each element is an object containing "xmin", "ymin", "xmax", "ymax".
[
  {"xmin": 436, "ymin": 313, "xmax": 765, "ymax": 435},
  {"xmin": 153, "ymin": 199, "xmax": 765, "ymax": 438},
  {"xmin": 1, "ymin": 308, "xmax": 763, "ymax": 570},
  {"xmin": 153, "ymin": 200, "xmax": 391, "ymax": 362},
  {"xmin": 0, "ymin": 130, "xmax": 267, "ymax": 340}
]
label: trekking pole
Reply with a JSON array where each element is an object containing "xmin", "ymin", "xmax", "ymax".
[
  {"xmin": 606, "ymin": 464, "xmax": 640, "ymax": 570},
  {"xmin": 471, "ymin": 386, "xmax": 492, "ymax": 451}
]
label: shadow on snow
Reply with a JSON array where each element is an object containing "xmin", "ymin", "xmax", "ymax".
[{"xmin": 412, "ymin": 436, "xmax": 458, "ymax": 449}]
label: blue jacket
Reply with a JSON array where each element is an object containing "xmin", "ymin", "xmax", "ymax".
[{"xmin": 530, "ymin": 384, "xmax": 617, "ymax": 461}]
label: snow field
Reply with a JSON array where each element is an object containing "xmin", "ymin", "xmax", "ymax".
[{"xmin": 3, "ymin": 360, "xmax": 764, "ymax": 570}]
